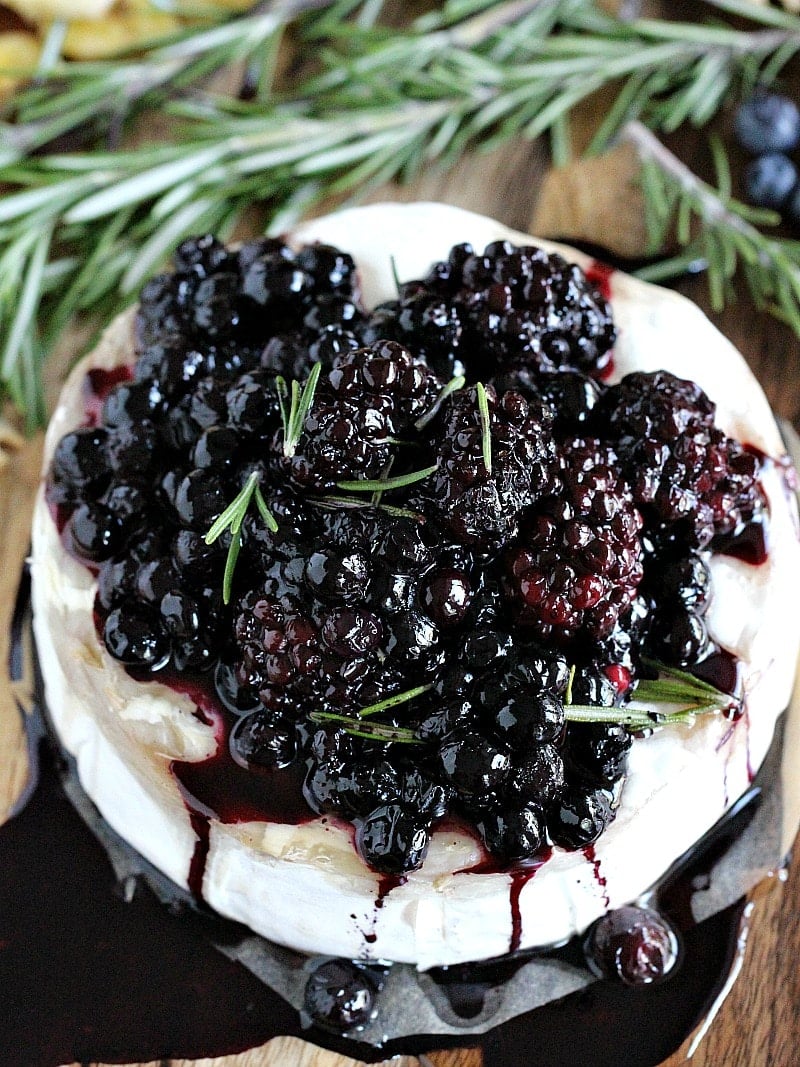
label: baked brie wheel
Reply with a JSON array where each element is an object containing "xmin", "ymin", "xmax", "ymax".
[{"xmin": 31, "ymin": 202, "xmax": 800, "ymax": 969}]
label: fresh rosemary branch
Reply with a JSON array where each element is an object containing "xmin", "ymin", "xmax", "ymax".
[
  {"xmin": 204, "ymin": 470, "xmax": 278, "ymax": 604},
  {"xmin": 4, "ymin": 0, "xmax": 800, "ymax": 423},
  {"xmin": 624, "ymin": 120, "xmax": 800, "ymax": 333},
  {"xmin": 564, "ymin": 661, "xmax": 739, "ymax": 728}
]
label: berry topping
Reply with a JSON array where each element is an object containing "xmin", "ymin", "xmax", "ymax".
[{"xmin": 47, "ymin": 231, "xmax": 765, "ymax": 879}]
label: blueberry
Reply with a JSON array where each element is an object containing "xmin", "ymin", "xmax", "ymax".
[
  {"xmin": 734, "ymin": 90, "xmax": 800, "ymax": 154},
  {"xmin": 303, "ymin": 959, "xmax": 376, "ymax": 1032},
  {"xmin": 355, "ymin": 803, "xmax": 431, "ymax": 874},
  {"xmin": 548, "ymin": 787, "xmax": 613, "ymax": 848},
  {"xmin": 584, "ymin": 905, "xmax": 680, "ymax": 986},
  {"xmin": 477, "ymin": 804, "xmax": 544, "ymax": 863},
  {"xmin": 65, "ymin": 502, "xmax": 120, "ymax": 561},
  {"xmin": 744, "ymin": 152, "xmax": 797, "ymax": 209},
  {"xmin": 103, "ymin": 605, "xmax": 170, "ymax": 670},
  {"xmin": 213, "ymin": 660, "xmax": 260, "ymax": 716},
  {"xmin": 437, "ymin": 731, "xmax": 511, "ymax": 795},
  {"xmin": 230, "ymin": 710, "xmax": 296, "ymax": 769}
]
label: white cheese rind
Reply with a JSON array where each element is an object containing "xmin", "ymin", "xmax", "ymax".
[{"xmin": 31, "ymin": 202, "xmax": 800, "ymax": 969}]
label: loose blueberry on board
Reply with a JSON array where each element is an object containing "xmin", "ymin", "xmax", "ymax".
[
  {"xmin": 744, "ymin": 152, "xmax": 798, "ymax": 210},
  {"xmin": 734, "ymin": 90, "xmax": 800, "ymax": 154},
  {"xmin": 584, "ymin": 905, "xmax": 680, "ymax": 986}
]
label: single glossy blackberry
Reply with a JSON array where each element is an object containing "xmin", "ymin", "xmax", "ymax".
[
  {"xmin": 537, "ymin": 369, "xmax": 604, "ymax": 432},
  {"xmin": 584, "ymin": 905, "xmax": 680, "ymax": 986},
  {"xmin": 414, "ymin": 384, "xmax": 557, "ymax": 546},
  {"xmin": 275, "ymin": 340, "xmax": 442, "ymax": 491},
  {"xmin": 506, "ymin": 438, "xmax": 643, "ymax": 642},
  {"xmin": 359, "ymin": 281, "xmax": 465, "ymax": 379},
  {"xmin": 173, "ymin": 234, "xmax": 230, "ymax": 277},
  {"xmin": 597, "ymin": 371, "xmax": 764, "ymax": 545}
]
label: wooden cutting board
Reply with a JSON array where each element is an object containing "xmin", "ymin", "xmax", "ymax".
[{"xmin": 3, "ymin": 5, "xmax": 800, "ymax": 1064}]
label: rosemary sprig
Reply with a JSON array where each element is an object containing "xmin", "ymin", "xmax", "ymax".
[
  {"xmin": 4, "ymin": 0, "xmax": 800, "ymax": 422},
  {"xmin": 476, "ymin": 381, "xmax": 492, "ymax": 476},
  {"xmin": 624, "ymin": 120, "xmax": 800, "ymax": 332},
  {"xmin": 204, "ymin": 470, "xmax": 278, "ymax": 604},
  {"xmin": 308, "ymin": 683, "xmax": 434, "ymax": 743},
  {"xmin": 336, "ymin": 464, "xmax": 438, "ymax": 493},
  {"xmin": 414, "ymin": 375, "xmax": 466, "ymax": 431},
  {"xmin": 310, "ymin": 496, "xmax": 425, "ymax": 520},
  {"xmin": 563, "ymin": 660, "xmax": 738, "ymax": 728},
  {"xmin": 307, "ymin": 713, "xmax": 421, "ymax": 744},
  {"xmin": 276, "ymin": 362, "xmax": 322, "ymax": 458}
]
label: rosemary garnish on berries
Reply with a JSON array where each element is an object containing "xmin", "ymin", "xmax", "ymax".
[
  {"xmin": 276, "ymin": 362, "xmax": 322, "ymax": 458},
  {"xmin": 204, "ymin": 471, "xmax": 278, "ymax": 604},
  {"xmin": 309, "ymin": 684, "xmax": 434, "ymax": 744},
  {"xmin": 476, "ymin": 382, "xmax": 492, "ymax": 475},
  {"xmin": 415, "ymin": 376, "xmax": 465, "ymax": 431},
  {"xmin": 337, "ymin": 465, "xmax": 438, "ymax": 493},
  {"xmin": 564, "ymin": 661, "xmax": 739, "ymax": 728}
]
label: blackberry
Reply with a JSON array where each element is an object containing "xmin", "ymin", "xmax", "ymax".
[
  {"xmin": 597, "ymin": 371, "xmax": 765, "ymax": 545},
  {"xmin": 362, "ymin": 240, "xmax": 617, "ymax": 381},
  {"xmin": 275, "ymin": 340, "xmax": 442, "ymax": 491},
  {"xmin": 50, "ymin": 228, "xmax": 763, "ymax": 878},
  {"xmin": 505, "ymin": 438, "xmax": 643, "ymax": 642},
  {"xmin": 414, "ymin": 384, "xmax": 557, "ymax": 546}
]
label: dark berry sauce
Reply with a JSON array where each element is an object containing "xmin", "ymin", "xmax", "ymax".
[
  {"xmin": 585, "ymin": 259, "xmax": 615, "ymax": 301},
  {"xmin": 83, "ymin": 365, "xmax": 133, "ymax": 425},
  {"xmin": 714, "ymin": 514, "xmax": 769, "ymax": 565}
]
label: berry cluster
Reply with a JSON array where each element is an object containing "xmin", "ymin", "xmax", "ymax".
[{"xmin": 47, "ymin": 232, "xmax": 765, "ymax": 877}]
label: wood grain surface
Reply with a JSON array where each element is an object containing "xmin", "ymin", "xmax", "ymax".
[{"xmin": 3, "ymin": 4, "xmax": 800, "ymax": 1067}]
